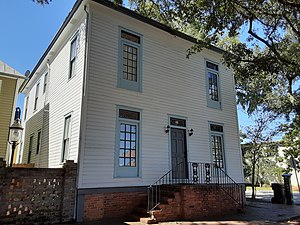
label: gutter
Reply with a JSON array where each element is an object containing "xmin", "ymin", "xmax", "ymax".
[
  {"xmin": 20, "ymin": 0, "xmax": 83, "ymax": 92},
  {"xmin": 0, "ymin": 72, "xmax": 27, "ymax": 80}
]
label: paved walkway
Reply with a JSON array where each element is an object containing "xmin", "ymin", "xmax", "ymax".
[
  {"xmin": 245, "ymin": 189, "xmax": 300, "ymax": 205},
  {"xmin": 55, "ymin": 200, "xmax": 300, "ymax": 225}
]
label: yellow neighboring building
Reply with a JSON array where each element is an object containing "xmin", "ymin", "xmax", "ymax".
[{"xmin": 0, "ymin": 60, "xmax": 25, "ymax": 162}]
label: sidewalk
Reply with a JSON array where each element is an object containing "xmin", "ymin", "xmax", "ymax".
[{"xmin": 55, "ymin": 200, "xmax": 300, "ymax": 225}]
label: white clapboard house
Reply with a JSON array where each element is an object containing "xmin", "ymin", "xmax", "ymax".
[{"xmin": 20, "ymin": 0, "xmax": 244, "ymax": 222}]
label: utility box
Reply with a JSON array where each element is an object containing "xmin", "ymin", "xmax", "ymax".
[
  {"xmin": 271, "ymin": 183, "xmax": 284, "ymax": 204},
  {"xmin": 282, "ymin": 173, "xmax": 293, "ymax": 205}
]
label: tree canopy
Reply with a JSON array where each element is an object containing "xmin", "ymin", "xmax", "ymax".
[{"xmin": 128, "ymin": 0, "xmax": 300, "ymax": 122}]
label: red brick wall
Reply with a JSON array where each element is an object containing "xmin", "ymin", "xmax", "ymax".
[
  {"xmin": 0, "ymin": 159, "xmax": 77, "ymax": 225},
  {"xmin": 153, "ymin": 185, "xmax": 243, "ymax": 222},
  {"xmin": 83, "ymin": 191, "xmax": 147, "ymax": 221}
]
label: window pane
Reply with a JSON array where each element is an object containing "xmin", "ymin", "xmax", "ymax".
[
  {"xmin": 120, "ymin": 141, "xmax": 125, "ymax": 148},
  {"xmin": 210, "ymin": 124, "xmax": 223, "ymax": 133},
  {"xmin": 70, "ymin": 37, "xmax": 77, "ymax": 59},
  {"xmin": 119, "ymin": 109, "xmax": 140, "ymax": 120},
  {"xmin": 170, "ymin": 117, "xmax": 186, "ymax": 127},
  {"xmin": 122, "ymin": 44, "xmax": 138, "ymax": 82},
  {"xmin": 118, "ymin": 122, "xmax": 137, "ymax": 167},
  {"xmin": 131, "ymin": 158, "xmax": 136, "ymax": 167},
  {"xmin": 211, "ymin": 134, "xmax": 223, "ymax": 168},
  {"xmin": 120, "ymin": 124, "xmax": 125, "ymax": 131},
  {"xmin": 121, "ymin": 30, "xmax": 140, "ymax": 44},
  {"xmin": 208, "ymin": 72, "xmax": 219, "ymax": 101},
  {"xmin": 119, "ymin": 158, "xmax": 125, "ymax": 166},
  {"xmin": 206, "ymin": 62, "xmax": 218, "ymax": 71},
  {"xmin": 125, "ymin": 158, "xmax": 131, "ymax": 166}
]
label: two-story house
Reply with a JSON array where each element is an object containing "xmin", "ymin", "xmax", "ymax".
[
  {"xmin": 20, "ymin": 0, "xmax": 244, "ymax": 222},
  {"xmin": 0, "ymin": 60, "xmax": 25, "ymax": 164}
]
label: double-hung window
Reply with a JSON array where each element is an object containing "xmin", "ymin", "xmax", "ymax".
[
  {"xmin": 34, "ymin": 83, "xmax": 40, "ymax": 110},
  {"xmin": 43, "ymin": 72, "xmax": 48, "ymax": 94},
  {"xmin": 118, "ymin": 29, "xmax": 142, "ymax": 92},
  {"xmin": 61, "ymin": 115, "xmax": 71, "ymax": 162},
  {"xmin": 69, "ymin": 35, "xmax": 78, "ymax": 79},
  {"xmin": 115, "ymin": 108, "xmax": 141, "ymax": 177},
  {"xmin": 210, "ymin": 123, "xmax": 225, "ymax": 168},
  {"xmin": 206, "ymin": 61, "xmax": 221, "ymax": 109}
]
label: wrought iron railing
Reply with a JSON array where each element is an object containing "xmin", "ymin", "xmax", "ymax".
[{"xmin": 147, "ymin": 162, "xmax": 243, "ymax": 213}]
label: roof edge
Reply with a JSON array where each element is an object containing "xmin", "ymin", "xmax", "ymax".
[
  {"xmin": 20, "ymin": 0, "xmax": 84, "ymax": 92},
  {"xmin": 92, "ymin": 0, "xmax": 225, "ymax": 54}
]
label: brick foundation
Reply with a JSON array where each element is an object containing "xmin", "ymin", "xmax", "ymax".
[
  {"xmin": 82, "ymin": 190, "xmax": 147, "ymax": 221},
  {"xmin": 153, "ymin": 184, "xmax": 243, "ymax": 222}
]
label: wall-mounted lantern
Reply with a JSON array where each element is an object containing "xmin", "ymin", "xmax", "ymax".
[{"xmin": 8, "ymin": 107, "xmax": 23, "ymax": 167}]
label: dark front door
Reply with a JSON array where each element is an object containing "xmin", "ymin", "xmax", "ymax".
[{"xmin": 171, "ymin": 128, "xmax": 188, "ymax": 179}]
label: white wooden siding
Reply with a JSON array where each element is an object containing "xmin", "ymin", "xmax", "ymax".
[
  {"xmin": 21, "ymin": 19, "xmax": 86, "ymax": 168},
  {"xmin": 78, "ymin": 4, "xmax": 243, "ymax": 188}
]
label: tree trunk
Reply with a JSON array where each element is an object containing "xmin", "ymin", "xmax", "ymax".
[{"xmin": 251, "ymin": 153, "xmax": 256, "ymax": 200}]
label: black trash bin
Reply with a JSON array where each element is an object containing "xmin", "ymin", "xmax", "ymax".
[
  {"xmin": 271, "ymin": 183, "xmax": 285, "ymax": 204},
  {"xmin": 282, "ymin": 174, "xmax": 294, "ymax": 205}
]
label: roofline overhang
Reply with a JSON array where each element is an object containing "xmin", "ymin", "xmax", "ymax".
[
  {"xmin": 0, "ymin": 72, "xmax": 26, "ymax": 80},
  {"xmin": 21, "ymin": 0, "xmax": 226, "ymax": 92}
]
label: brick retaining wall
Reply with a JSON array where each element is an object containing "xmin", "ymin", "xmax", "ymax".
[{"xmin": 0, "ymin": 159, "xmax": 77, "ymax": 225}]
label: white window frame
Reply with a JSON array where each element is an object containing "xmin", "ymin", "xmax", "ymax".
[
  {"xmin": 34, "ymin": 82, "xmax": 40, "ymax": 111},
  {"xmin": 69, "ymin": 34, "xmax": 78, "ymax": 79},
  {"xmin": 43, "ymin": 72, "xmax": 48, "ymax": 94},
  {"xmin": 61, "ymin": 114, "xmax": 72, "ymax": 163},
  {"xmin": 206, "ymin": 60, "xmax": 221, "ymax": 109}
]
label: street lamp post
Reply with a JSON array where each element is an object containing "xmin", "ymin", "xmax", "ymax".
[{"xmin": 8, "ymin": 107, "xmax": 23, "ymax": 167}]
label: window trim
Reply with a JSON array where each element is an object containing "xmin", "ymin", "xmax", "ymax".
[
  {"xmin": 61, "ymin": 114, "xmax": 72, "ymax": 163},
  {"xmin": 69, "ymin": 33, "xmax": 79, "ymax": 80},
  {"xmin": 118, "ymin": 27, "xmax": 143, "ymax": 92},
  {"xmin": 205, "ymin": 59, "xmax": 222, "ymax": 110},
  {"xmin": 114, "ymin": 105, "xmax": 142, "ymax": 178},
  {"xmin": 208, "ymin": 121, "xmax": 226, "ymax": 170},
  {"xmin": 34, "ymin": 82, "xmax": 40, "ymax": 111}
]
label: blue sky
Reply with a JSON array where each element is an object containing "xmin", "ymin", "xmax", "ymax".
[{"xmin": 0, "ymin": 0, "xmax": 253, "ymax": 129}]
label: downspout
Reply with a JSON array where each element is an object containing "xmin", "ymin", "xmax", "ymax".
[{"xmin": 75, "ymin": 4, "xmax": 90, "ymax": 222}]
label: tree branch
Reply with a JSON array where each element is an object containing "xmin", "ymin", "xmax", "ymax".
[{"xmin": 277, "ymin": 0, "xmax": 300, "ymax": 9}]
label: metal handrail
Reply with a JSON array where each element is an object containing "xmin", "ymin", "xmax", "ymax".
[{"xmin": 147, "ymin": 162, "xmax": 243, "ymax": 213}]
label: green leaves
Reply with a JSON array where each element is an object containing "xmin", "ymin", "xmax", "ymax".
[{"xmin": 130, "ymin": 0, "xmax": 300, "ymax": 122}]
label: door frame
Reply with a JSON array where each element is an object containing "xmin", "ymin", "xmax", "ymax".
[{"xmin": 167, "ymin": 114, "xmax": 189, "ymax": 171}]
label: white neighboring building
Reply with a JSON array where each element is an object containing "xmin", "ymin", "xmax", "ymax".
[{"xmin": 20, "ymin": 0, "xmax": 244, "ymax": 221}]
